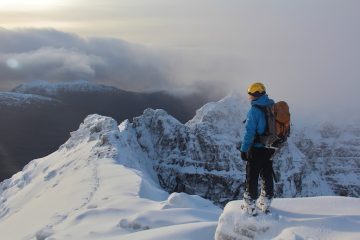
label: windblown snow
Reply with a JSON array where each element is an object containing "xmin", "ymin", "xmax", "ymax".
[{"xmin": 0, "ymin": 95, "xmax": 359, "ymax": 239}]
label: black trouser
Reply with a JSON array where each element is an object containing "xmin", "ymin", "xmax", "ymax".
[{"xmin": 245, "ymin": 147, "xmax": 275, "ymax": 200}]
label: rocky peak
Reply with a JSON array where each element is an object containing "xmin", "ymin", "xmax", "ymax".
[{"xmin": 120, "ymin": 94, "xmax": 360, "ymax": 206}]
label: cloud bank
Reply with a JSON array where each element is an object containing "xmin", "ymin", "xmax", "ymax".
[
  {"xmin": 1, "ymin": 0, "xmax": 360, "ymax": 126},
  {"xmin": 0, "ymin": 28, "xmax": 175, "ymax": 92}
]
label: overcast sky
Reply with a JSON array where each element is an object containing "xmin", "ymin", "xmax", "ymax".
[{"xmin": 1, "ymin": 0, "xmax": 360, "ymax": 124}]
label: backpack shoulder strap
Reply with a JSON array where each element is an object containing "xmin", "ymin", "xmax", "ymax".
[{"xmin": 252, "ymin": 105, "xmax": 271, "ymax": 142}]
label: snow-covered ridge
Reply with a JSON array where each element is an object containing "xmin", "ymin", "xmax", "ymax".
[
  {"xmin": 0, "ymin": 91, "xmax": 59, "ymax": 107},
  {"xmin": 12, "ymin": 80, "xmax": 119, "ymax": 96},
  {"xmin": 0, "ymin": 114, "xmax": 221, "ymax": 239}
]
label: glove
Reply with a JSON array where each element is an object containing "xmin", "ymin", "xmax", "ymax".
[{"xmin": 241, "ymin": 151, "xmax": 248, "ymax": 161}]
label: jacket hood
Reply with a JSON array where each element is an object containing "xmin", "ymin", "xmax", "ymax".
[{"xmin": 251, "ymin": 94, "xmax": 274, "ymax": 107}]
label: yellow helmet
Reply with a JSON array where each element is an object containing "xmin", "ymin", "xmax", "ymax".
[{"xmin": 247, "ymin": 82, "xmax": 266, "ymax": 96}]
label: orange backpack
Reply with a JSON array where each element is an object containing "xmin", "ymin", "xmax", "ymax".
[{"xmin": 255, "ymin": 101, "xmax": 291, "ymax": 148}]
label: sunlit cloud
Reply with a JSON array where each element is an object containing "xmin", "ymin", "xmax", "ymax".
[
  {"xmin": 0, "ymin": 0, "xmax": 67, "ymax": 10},
  {"xmin": 6, "ymin": 58, "xmax": 21, "ymax": 69}
]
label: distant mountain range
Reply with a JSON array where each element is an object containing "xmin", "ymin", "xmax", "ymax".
[{"xmin": 0, "ymin": 81, "xmax": 213, "ymax": 181}]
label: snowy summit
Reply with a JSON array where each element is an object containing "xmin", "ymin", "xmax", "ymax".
[{"xmin": 0, "ymin": 95, "xmax": 359, "ymax": 239}]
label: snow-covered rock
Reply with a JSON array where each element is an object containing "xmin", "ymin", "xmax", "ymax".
[
  {"xmin": 129, "ymin": 95, "xmax": 248, "ymax": 206},
  {"xmin": 291, "ymin": 123, "xmax": 360, "ymax": 197},
  {"xmin": 215, "ymin": 197, "xmax": 360, "ymax": 240},
  {"xmin": 215, "ymin": 200, "xmax": 277, "ymax": 240}
]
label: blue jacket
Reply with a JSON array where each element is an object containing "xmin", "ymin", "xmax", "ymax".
[{"xmin": 240, "ymin": 94, "xmax": 275, "ymax": 152}]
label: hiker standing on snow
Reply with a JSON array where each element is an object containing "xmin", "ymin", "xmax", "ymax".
[{"xmin": 240, "ymin": 82, "xmax": 276, "ymax": 216}]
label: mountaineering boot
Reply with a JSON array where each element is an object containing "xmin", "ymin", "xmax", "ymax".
[
  {"xmin": 241, "ymin": 192, "xmax": 258, "ymax": 216},
  {"xmin": 241, "ymin": 200, "xmax": 257, "ymax": 216},
  {"xmin": 256, "ymin": 191, "xmax": 272, "ymax": 214}
]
